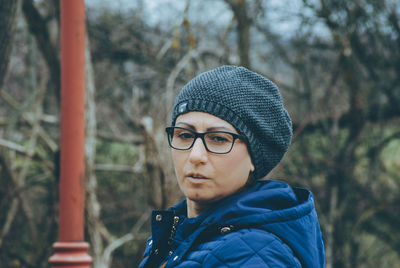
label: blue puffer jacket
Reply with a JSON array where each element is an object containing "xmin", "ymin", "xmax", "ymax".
[{"xmin": 139, "ymin": 180, "xmax": 325, "ymax": 267}]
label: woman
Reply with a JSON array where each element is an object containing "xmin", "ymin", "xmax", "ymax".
[{"xmin": 139, "ymin": 66, "xmax": 325, "ymax": 267}]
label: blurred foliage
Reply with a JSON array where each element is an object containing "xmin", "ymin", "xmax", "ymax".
[{"xmin": 0, "ymin": 0, "xmax": 399, "ymax": 267}]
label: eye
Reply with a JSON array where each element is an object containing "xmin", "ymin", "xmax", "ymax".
[
  {"xmin": 213, "ymin": 136, "xmax": 228, "ymax": 142},
  {"xmin": 176, "ymin": 131, "xmax": 194, "ymax": 140},
  {"xmin": 206, "ymin": 133, "xmax": 232, "ymax": 144}
]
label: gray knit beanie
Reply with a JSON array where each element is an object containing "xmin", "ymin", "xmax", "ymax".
[{"xmin": 171, "ymin": 65, "xmax": 292, "ymax": 180}]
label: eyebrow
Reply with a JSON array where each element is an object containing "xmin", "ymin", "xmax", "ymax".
[{"xmin": 176, "ymin": 122, "xmax": 235, "ymax": 132}]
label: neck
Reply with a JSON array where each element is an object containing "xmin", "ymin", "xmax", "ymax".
[{"xmin": 186, "ymin": 199, "xmax": 211, "ymax": 218}]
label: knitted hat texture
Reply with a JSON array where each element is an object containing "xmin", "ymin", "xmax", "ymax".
[{"xmin": 171, "ymin": 65, "xmax": 292, "ymax": 180}]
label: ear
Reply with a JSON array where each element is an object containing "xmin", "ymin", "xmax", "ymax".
[{"xmin": 250, "ymin": 162, "xmax": 255, "ymax": 173}]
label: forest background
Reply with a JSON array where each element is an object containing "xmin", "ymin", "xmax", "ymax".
[{"xmin": 0, "ymin": 0, "xmax": 399, "ymax": 267}]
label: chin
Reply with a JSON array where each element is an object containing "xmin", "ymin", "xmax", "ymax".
[
  {"xmin": 185, "ymin": 190, "xmax": 213, "ymax": 203},
  {"xmin": 186, "ymin": 192, "xmax": 224, "ymax": 205}
]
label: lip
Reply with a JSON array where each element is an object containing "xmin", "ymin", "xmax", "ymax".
[{"xmin": 186, "ymin": 173, "xmax": 210, "ymax": 180}]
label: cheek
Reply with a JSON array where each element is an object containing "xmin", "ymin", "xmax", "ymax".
[
  {"xmin": 218, "ymin": 150, "xmax": 252, "ymax": 180},
  {"xmin": 172, "ymin": 151, "xmax": 185, "ymax": 177}
]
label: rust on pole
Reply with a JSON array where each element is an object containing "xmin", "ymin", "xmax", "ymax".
[{"xmin": 49, "ymin": 0, "xmax": 92, "ymax": 267}]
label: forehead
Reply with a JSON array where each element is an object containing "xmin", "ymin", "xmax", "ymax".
[{"xmin": 175, "ymin": 112, "xmax": 235, "ymax": 131}]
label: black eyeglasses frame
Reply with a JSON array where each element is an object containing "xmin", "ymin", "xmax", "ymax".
[{"xmin": 165, "ymin": 126, "xmax": 246, "ymax": 154}]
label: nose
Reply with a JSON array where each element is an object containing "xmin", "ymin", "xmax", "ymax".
[{"xmin": 188, "ymin": 137, "xmax": 208, "ymax": 164}]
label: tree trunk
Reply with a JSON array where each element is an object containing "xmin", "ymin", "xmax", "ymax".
[
  {"xmin": 0, "ymin": 0, "xmax": 20, "ymax": 88},
  {"xmin": 225, "ymin": 0, "xmax": 251, "ymax": 68},
  {"xmin": 22, "ymin": 0, "xmax": 60, "ymax": 105},
  {"xmin": 84, "ymin": 34, "xmax": 109, "ymax": 267}
]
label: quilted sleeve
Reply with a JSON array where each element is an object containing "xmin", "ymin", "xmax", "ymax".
[{"xmin": 202, "ymin": 229, "xmax": 301, "ymax": 267}]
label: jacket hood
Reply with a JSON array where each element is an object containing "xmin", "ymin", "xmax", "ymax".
[{"xmin": 170, "ymin": 180, "xmax": 325, "ymax": 267}]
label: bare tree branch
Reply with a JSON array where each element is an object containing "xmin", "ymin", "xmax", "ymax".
[
  {"xmin": 0, "ymin": 90, "xmax": 58, "ymax": 152},
  {"xmin": 0, "ymin": 138, "xmax": 27, "ymax": 154},
  {"xmin": 102, "ymin": 212, "xmax": 150, "ymax": 267},
  {"xmin": 292, "ymin": 55, "xmax": 342, "ymax": 140},
  {"xmin": 0, "ymin": 198, "xmax": 19, "ymax": 248}
]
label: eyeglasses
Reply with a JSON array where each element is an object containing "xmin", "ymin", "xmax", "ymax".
[{"xmin": 165, "ymin": 126, "xmax": 246, "ymax": 154}]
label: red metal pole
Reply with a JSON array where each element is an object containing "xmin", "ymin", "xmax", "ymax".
[{"xmin": 49, "ymin": 0, "xmax": 92, "ymax": 267}]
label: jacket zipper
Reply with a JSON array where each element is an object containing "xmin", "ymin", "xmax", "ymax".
[{"xmin": 168, "ymin": 216, "xmax": 180, "ymax": 245}]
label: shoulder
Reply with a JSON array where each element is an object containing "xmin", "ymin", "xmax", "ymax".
[{"xmin": 200, "ymin": 228, "xmax": 301, "ymax": 267}]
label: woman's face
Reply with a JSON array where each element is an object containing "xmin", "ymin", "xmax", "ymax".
[{"xmin": 172, "ymin": 112, "xmax": 254, "ymax": 206}]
